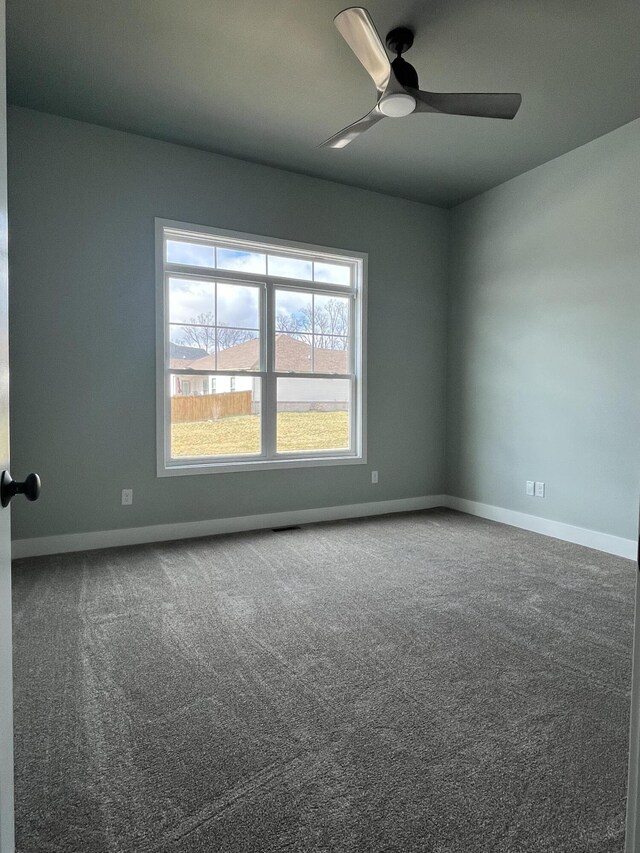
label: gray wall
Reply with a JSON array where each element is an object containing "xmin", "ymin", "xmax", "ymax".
[
  {"xmin": 447, "ymin": 118, "xmax": 640, "ymax": 540},
  {"xmin": 7, "ymin": 107, "xmax": 449, "ymax": 540},
  {"xmin": 8, "ymin": 107, "xmax": 639, "ymax": 544}
]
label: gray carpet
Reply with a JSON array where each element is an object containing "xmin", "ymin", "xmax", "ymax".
[{"xmin": 11, "ymin": 509, "xmax": 635, "ymax": 852}]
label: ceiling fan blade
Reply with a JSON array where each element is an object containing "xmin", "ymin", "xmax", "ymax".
[
  {"xmin": 409, "ymin": 89, "xmax": 522, "ymax": 120},
  {"xmin": 319, "ymin": 107, "xmax": 385, "ymax": 148},
  {"xmin": 334, "ymin": 7, "xmax": 391, "ymax": 94}
]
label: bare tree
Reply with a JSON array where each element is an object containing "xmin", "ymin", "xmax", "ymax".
[
  {"xmin": 176, "ymin": 313, "xmax": 254, "ymax": 352},
  {"xmin": 276, "ymin": 310, "xmax": 311, "ymax": 345},
  {"xmin": 175, "ymin": 312, "xmax": 215, "ymax": 353},
  {"xmin": 217, "ymin": 327, "xmax": 255, "ymax": 349},
  {"xmin": 324, "ymin": 298, "xmax": 349, "ymax": 339},
  {"xmin": 280, "ymin": 299, "xmax": 349, "ymax": 350},
  {"xmin": 276, "ymin": 311, "xmax": 303, "ymax": 334},
  {"xmin": 180, "ymin": 301, "xmax": 350, "ymax": 354}
]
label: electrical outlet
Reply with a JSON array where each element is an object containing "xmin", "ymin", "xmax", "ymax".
[
  {"xmin": 535, "ymin": 482, "xmax": 545, "ymax": 498},
  {"xmin": 371, "ymin": 471, "xmax": 379, "ymax": 484},
  {"xmin": 526, "ymin": 481, "xmax": 535, "ymax": 496},
  {"xmin": 121, "ymin": 489, "xmax": 133, "ymax": 506}
]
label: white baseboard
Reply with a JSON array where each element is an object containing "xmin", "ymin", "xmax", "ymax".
[
  {"xmin": 12, "ymin": 493, "xmax": 637, "ymax": 561},
  {"xmin": 443, "ymin": 496, "xmax": 637, "ymax": 561},
  {"xmin": 11, "ymin": 495, "xmax": 447, "ymax": 559}
]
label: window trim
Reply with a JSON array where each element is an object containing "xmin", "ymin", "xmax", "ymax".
[{"xmin": 156, "ymin": 219, "xmax": 367, "ymax": 476}]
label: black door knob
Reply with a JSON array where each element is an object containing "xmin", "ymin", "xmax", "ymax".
[{"xmin": 1, "ymin": 471, "xmax": 41, "ymax": 508}]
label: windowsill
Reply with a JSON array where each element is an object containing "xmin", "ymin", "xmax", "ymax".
[{"xmin": 158, "ymin": 453, "xmax": 366, "ymax": 477}]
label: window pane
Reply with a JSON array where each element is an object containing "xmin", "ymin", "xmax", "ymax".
[
  {"xmin": 275, "ymin": 289, "xmax": 312, "ymax": 371},
  {"xmin": 216, "ymin": 330, "xmax": 260, "ymax": 371},
  {"xmin": 313, "ymin": 338, "xmax": 350, "ymax": 374},
  {"xmin": 217, "ymin": 282, "xmax": 260, "ymax": 329},
  {"xmin": 169, "ymin": 278, "xmax": 215, "ymax": 325},
  {"xmin": 170, "ymin": 326, "xmax": 216, "ymax": 365},
  {"xmin": 274, "ymin": 333, "xmax": 311, "ymax": 372},
  {"xmin": 167, "ymin": 240, "xmax": 215, "ymax": 268},
  {"xmin": 313, "ymin": 261, "xmax": 351, "ymax": 286},
  {"xmin": 217, "ymin": 247, "xmax": 266, "ymax": 275},
  {"xmin": 170, "ymin": 373, "xmax": 261, "ymax": 458},
  {"xmin": 268, "ymin": 255, "xmax": 313, "ymax": 280},
  {"xmin": 275, "ymin": 288, "xmax": 312, "ymax": 327},
  {"xmin": 313, "ymin": 294, "xmax": 350, "ymax": 337},
  {"xmin": 277, "ymin": 378, "xmax": 351, "ymax": 453}
]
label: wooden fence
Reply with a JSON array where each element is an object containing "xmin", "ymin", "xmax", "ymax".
[{"xmin": 171, "ymin": 390, "xmax": 253, "ymax": 423}]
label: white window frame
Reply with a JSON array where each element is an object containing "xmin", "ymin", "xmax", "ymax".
[{"xmin": 156, "ymin": 219, "xmax": 367, "ymax": 476}]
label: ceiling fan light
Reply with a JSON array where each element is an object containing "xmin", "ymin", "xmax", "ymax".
[{"xmin": 378, "ymin": 92, "xmax": 416, "ymax": 117}]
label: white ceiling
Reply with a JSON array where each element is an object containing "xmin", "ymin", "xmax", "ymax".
[{"xmin": 7, "ymin": 0, "xmax": 640, "ymax": 207}]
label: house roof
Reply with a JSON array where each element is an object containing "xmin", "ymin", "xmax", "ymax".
[
  {"xmin": 170, "ymin": 342, "xmax": 207, "ymax": 361},
  {"xmin": 272, "ymin": 335, "xmax": 348, "ymax": 374},
  {"xmin": 169, "ymin": 342, "xmax": 208, "ymax": 371},
  {"xmin": 174, "ymin": 334, "xmax": 348, "ymax": 375}
]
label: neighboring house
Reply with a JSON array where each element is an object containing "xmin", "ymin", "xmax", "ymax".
[
  {"xmin": 170, "ymin": 336, "xmax": 349, "ymax": 412},
  {"xmin": 169, "ymin": 342, "xmax": 209, "ymax": 397}
]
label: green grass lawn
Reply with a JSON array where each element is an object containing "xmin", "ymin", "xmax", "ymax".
[{"xmin": 172, "ymin": 411, "xmax": 349, "ymax": 457}]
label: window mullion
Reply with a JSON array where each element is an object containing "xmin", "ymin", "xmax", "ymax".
[
  {"xmin": 349, "ymin": 288, "xmax": 355, "ymax": 375},
  {"xmin": 264, "ymin": 284, "xmax": 276, "ymax": 459},
  {"xmin": 271, "ymin": 371, "xmax": 354, "ymax": 381}
]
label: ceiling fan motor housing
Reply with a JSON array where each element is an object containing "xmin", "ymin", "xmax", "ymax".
[{"xmin": 391, "ymin": 56, "xmax": 419, "ymax": 89}]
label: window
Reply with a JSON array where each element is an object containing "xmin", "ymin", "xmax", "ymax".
[{"xmin": 157, "ymin": 220, "xmax": 366, "ymax": 474}]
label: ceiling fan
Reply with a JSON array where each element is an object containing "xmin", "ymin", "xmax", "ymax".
[{"xmin": 321, "ymin": 7, "xmax": 522, "ymax": 148}]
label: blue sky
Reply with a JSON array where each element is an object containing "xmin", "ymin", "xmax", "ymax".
[
  {"xmin": 167, "ymin": 242, "xmax": 350, "ymax": 333},
  {"xmin": 169, "ymin": 278, "xmax": 259, "ymax": 329},
  {"xmin": 167, "ymin": 241, "xmax": 348, "ymax": 282}
]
